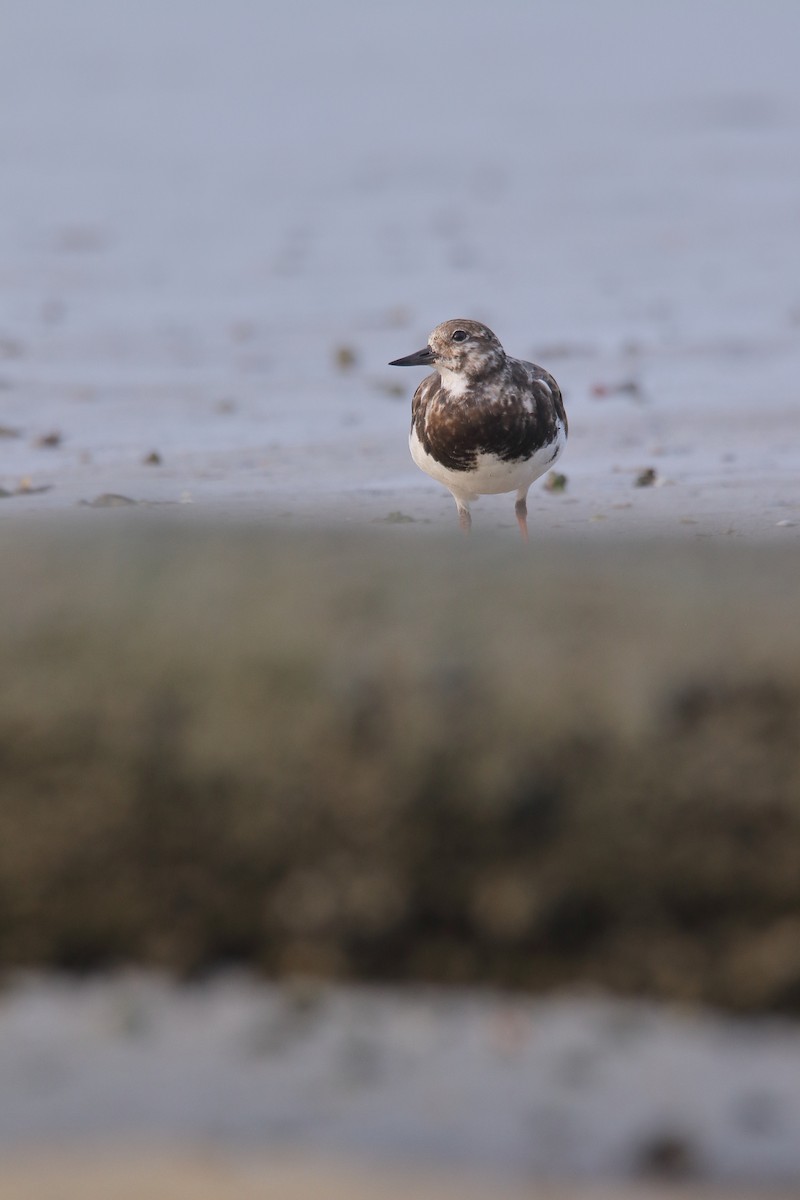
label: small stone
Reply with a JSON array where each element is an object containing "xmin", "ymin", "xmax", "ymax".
[
  {"xmin": 374, "ymin": 511, "xmax": 415, "ymax": 524},
  {"xmin": 592, "ymin": 378, "xmax": 642, "ymax": 400},
  {"xmin": 15, "ymin": 480, "xmax": 51, "ymax": 495},
  {"xmin": 635, "ymin": 1131, "xmax": 699, "ymax": 1179},
  {"xmin": 34, "ymin": 431, "xmax": 63, "ymax": 448},
  {"xmin": 82, "ymin": 493, "xmax": 138, "ymax": 508},
  {"xmin": 334, "ymin": 345, "xmax": 358, "ymax": 371},
  {"xmin": 635, "ymin": 467, "xmax": 658, "ymax": 487},
  {"xmin": 543, "ymin": 471, "xmax": 568, "ymax": 493}
]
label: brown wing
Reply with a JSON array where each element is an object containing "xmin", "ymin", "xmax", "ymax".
[
  {"xmin": 411, "ymin": 361, "xmax": 566, "ymax": 472},
  {"xmin": 410, "ymin": 373, "xmax": 440, "ymax": 432},
  {"xmin": 525, "ymin": 362, "xmax": 568, "ymax": 438}
]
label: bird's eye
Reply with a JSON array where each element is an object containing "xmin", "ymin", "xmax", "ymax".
[{"xmin": 451, "ymin": 329, "xmax": 468, "ymax": 342}]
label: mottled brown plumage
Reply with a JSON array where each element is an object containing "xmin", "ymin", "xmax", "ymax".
[
  {"xmin": 390, "ymin": 319, "xmax": 567, "ymax": 538},
  {"xmin": 411, "ymin": 356, "xmax": 566, "ymax": 472}
]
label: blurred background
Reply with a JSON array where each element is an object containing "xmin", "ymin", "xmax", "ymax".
[
  {"xmin": 1, "ymin": 2, "xmax": 800, "ymax": 1197},
  {"xmin": 1, "ymin": 0, "xmax": 799, "ymax": 519}
]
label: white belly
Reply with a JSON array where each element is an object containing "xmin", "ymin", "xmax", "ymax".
[{"xmin": 410, "ymin": 422, "xmax": 566, "ymax": 504}]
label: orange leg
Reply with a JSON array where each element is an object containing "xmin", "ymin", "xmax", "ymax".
[{"xmin": 515, "ymin": 496, "xmax": 529, "ymax": 542}]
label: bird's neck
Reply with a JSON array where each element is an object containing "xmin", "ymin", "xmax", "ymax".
[
  {"xmin": 437, "ymin": 358, "xmax": 509, "ymax": 399},
  {"xmin": 436, "ymin": 366, "xmax": 471, "ymax": 398}
]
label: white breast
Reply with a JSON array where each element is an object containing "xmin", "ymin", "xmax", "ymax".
[
  {"xmin": 434, "ymin": 367, "xmax": 470, "ymax": 398},
  {"xmin": 410, "ymin": 420, "xmax": 566, "ymax": 505}
]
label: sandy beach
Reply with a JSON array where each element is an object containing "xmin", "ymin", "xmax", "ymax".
[
  {"xmin": 0, "ymin": 2, "xmax": 799, "ymax": 538},
  {"xmin": 4, "ymin": 1150, "xmax": 798, "ymax": 1200}
]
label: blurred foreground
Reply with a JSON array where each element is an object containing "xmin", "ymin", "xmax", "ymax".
[
  {"xmin": 2, "ymin": 521, "xmax": 800, "ymax": 1188},
  {"xmin": 1, "ymin": 521, "xmax": 799, "ymax": 1010},
  {"xmin": 4, "ymin": 1150, "xmax": 797, "ymax": 1200}
]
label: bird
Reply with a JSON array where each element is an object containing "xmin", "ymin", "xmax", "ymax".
[{"xmin": 389, "ymin": 319, "xmax": 567, "ymax": 539}]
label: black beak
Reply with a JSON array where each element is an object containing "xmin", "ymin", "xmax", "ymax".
[{"xmin": 388, "ymin": 346, "xmax": 435, "ymax": 367}]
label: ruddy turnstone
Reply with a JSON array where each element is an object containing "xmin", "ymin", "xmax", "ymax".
[{"xmin": 390, "ymin": 319, "xmax": 567, "ymax": 538}]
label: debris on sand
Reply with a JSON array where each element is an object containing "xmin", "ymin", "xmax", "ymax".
[
  {"xmin": 81, "ymin": 493, "xmax": 138, "ymax": 508},
  {"xmin": 334, "ymin": 345, "xmax": 358, "ymax": 371},
  {"xmin": 1, "ymin": 480, "xmax": 52, "ymax": 498},
  {"xmin": 34, "ymin": 431, "xmax": 63, "ymax": 448},
  {"xmin": 374, "ymin": 511, "xmax": 415, "ymax": 523},
  {"xmin": 591, "ymin": 379, "xmax": 643, "ymax": 401},
  {"xmin": 16, "ymin": 477, "xmax": 51, "ymax": 494},
  {"xmin": 635, "ymin": 467, "xmax": 658, "ymax": 487}
]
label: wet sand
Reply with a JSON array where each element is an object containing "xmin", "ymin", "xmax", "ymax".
[
  {"xmin": 2, "ymin": 1150, "xmax": 798, "ymax": 1200},
  {"xmin": 0, "ymin": 5, "xmax": 799, "ymax": 540},
  {"xmin": 2, "ymin": 973, "xmax": 800, "ymax": 1180},
  {"xmin": 4, "ymin": 1150, "xmax": 796, "ymax": 1200}
]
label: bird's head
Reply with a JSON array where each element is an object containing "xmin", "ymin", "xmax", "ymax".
[{"xmin": 390, "ymin": 319, "xmax": 506, "ymax": 385}]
